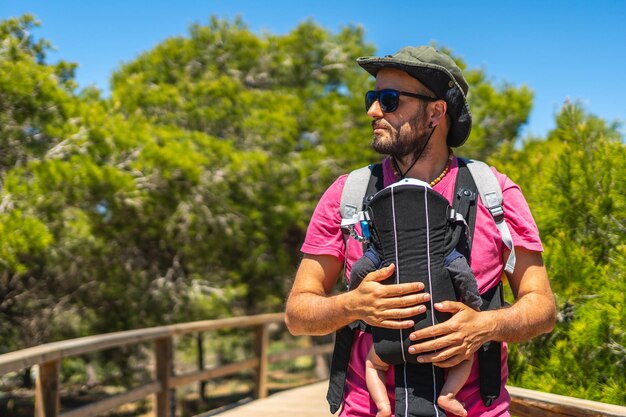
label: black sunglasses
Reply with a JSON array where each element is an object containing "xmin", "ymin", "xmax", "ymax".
[{"xmin": 365, "ymin": 89, "xmax": 437, "ymax": 113}]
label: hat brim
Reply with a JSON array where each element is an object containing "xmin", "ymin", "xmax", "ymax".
[{"xmin": 357, "ymin": 57, "xmax": 472, "ymax": 148}]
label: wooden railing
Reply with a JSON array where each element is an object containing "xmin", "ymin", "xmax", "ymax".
[
  {"xmin": 508, "ymin": 386, "xmax": 626, "ymax": 417},
  {"xmin": 0, "ymin": 313, "xmax": 332, "ymax": 417},
  {"xmin": 1, "ymin": 313, "xmax": 625, "ymax": 417}
]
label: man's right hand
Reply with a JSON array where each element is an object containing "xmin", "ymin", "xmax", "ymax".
[{"xmin": 347, "ymin": 263, "xmax": 429, "ymax": 329}]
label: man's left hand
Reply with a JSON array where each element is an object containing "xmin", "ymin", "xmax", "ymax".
[{"xmin": 407, "ymin": 301, "xmax": 495, "ymax": 368}]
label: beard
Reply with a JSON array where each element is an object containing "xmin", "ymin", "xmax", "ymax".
[{"xmin": 371, "ymin": 106, "xmax": 431, "ymax": 162}]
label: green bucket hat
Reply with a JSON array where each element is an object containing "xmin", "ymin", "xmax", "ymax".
[{"xmin": 357, "ymin": 46, "xmax": 472, "ymax": 147}]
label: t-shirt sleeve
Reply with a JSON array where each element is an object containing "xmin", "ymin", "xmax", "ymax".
[
  {"xmin": 300, "ymin": 175, "xmax": 348, "ymax": 261},
  {"xmin": 495, "ymin": 168, "xmax": 544, "ymax": 253}
]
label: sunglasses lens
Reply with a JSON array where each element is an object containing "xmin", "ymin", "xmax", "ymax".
[
  {"xmin": 379, "ymin": 90, "xmax": 399, "ymax": 112},
  {"xmin": 365, "ymin": 91, "xmax": 377, "ymax": 111},
  {"xmin": 365, "ymin": 90, "xmax": 400, "ymax": 113}
]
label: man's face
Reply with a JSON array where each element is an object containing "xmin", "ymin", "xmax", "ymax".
[{"xmin": 368, "ymin": 68, "xmax": 433, "ymax": 160}]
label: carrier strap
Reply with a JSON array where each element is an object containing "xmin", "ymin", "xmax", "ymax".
[
  {"xmin": 459, "ymin": 158, "xmax": 516, "ymax": 273},
  {"xmin": 341, "ymin": 164, "xmax": 377, "ymax": 220},
  {"xmin": 477, "ymin": 282, "xmax": 505, "ymax": 406},
  {"xmin": 326, "ymin": 324, "xmax": 358, "ymax": 413},
  {"xmin": 340, "ymin": 164, "xmax": 384, "ymax": 279},
  {"xmin": 455, "ymin": 160, "xmax": 504, "ymax": 407},
  {"xmin": 453, "ymin": 159, "xmax": 478, "ymax": 262},
  {"xmin": 327, "ymin": 319, "xmax": 369, "ymax": 413}
]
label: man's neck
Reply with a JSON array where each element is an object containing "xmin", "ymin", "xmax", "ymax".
[{"xmin": 395, "ymin": 145, "xmax": 450, "ymax": 184}]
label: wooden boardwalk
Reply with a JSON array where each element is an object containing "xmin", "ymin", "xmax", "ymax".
[
  {"xmin": 210, "ymin": 381, "xmax": 626, "ymax": 417},
  {"xmin": 213, "ymin": 381, "xmax": 330, "ymax": 417}
]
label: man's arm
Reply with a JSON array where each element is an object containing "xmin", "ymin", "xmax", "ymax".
[
  {"xmin": 285, "ymin": 254, "xmax": 430, "ymax": 336},
  {"xmin": 406, "ymin": 247, "xmax": 556, "ymax": 367}
]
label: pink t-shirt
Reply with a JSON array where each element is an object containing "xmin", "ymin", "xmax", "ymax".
[{"xmin": 301, "ymin": 157, "xmax": 543, "ymax": 417}]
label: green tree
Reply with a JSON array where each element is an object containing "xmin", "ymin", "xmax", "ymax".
[
  {"xmin": 0, "ymin": 15, "xmax": 77, "ymax": 174},
  {"xmin": 492, "ymin": 102, "xmax": 626, "ymax": 405},
  {"xmin": 0, "ymin": 14, "xmax": 80, "ymax": 352},
  {"xmin": 109, "ymin": 17, "xmax": 378, "ymax": 313}
]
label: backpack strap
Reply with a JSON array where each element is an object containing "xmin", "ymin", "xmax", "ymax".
[
  {"xmin": 459, "ymin": 158, "xmax": 516, "ymax": 274},
  {"xmin": 326, "ymin": 321, "xmax": 365, "ymax": 413},
  {"xmin": 478, "ymin": 282, "xmax": 505, "ymax": 407},
  {"xmin": 340, "ymin": 164, "xmax": 378, "ymax": 220},
  {"xmin": 340, "ymin": 163, "xmax": 383, "ymax": 255},
  {"xmin": 452, "ymin": 159, "xmax": 478, "ymax": 261}
]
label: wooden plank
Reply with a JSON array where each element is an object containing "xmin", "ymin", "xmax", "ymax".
[
  {"xmin": 169, "ymin": 313, "xmax": 284, "ymax": 335},
  {"xmin": 155, "ymin": 337, "xmax": 173, "ymax": 417},
  {"xmin": 253, "ymin": 324, "xmax": 270, "ymax": 399},
  {"xmin": 508, "ymin": 385, "xmax": 626, "ymax": 417},
  {"xmin": 35, "ymin": 360, "xmax": 60, "ymax": 417},
  {"xmin": 59, "ymin": 381, "xmax": 161, "ymax": 417},
  {"xmin": 0, "ymin": 314, "xmax": 284, "ymax": 376},
  {"xmin": 210, "ymin": 381, "xmax": 329, "ymax": 417},
  {"xmin": 510, "ymin": 401, "xmax": 559, "ymax": 417},
  {"xmin": 169, "ymin": 358, "xmax": 260, "ymax": 389},
  {"xmin": 197, "ymin": 334, "xmax": 207, "ymax": 401},
  {"xmin": 0, "ymin": 327, "xmax": 171, "ymax": 375}
]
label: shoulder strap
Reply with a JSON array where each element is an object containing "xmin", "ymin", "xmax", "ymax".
[
  {"xmin": 459, "ymin": 158, "xmax": 516, "ymax": 273},
  {"xmin": 340, "ymin": 163, "xmax": 383, "ymax": 220},
  {"xmin": 456, "ymin": 158, "xmax": 509, "ymax": 407},
  {"xmin": 340, "ymin": 165, "xmax": 372, "ymax": 220},
  {"xmin": 452, "ymin": 159, "xmax": 478, "ymax": 261},
  {"xmin": 340, "ymin": 163, "xmax": 383, "ymax": 255}
]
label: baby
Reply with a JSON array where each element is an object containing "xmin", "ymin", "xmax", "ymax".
[
  {"xmin": 350, "ymin": 179, "xmax": 482, "ymax": 417},
  {"xmin": 351, "ymin": 246, "xmax": 481, "ymax": 417}
]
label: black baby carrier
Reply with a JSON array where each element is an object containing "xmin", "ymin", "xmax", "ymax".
[
  {"xmin": 365, "ymin": 178, "xmax": 461, "ymax": 367},
  {"xmin": 326, "ymin": 159, "xmax": 511, "ymax": 417}
]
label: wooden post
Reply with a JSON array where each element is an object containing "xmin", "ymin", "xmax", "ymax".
[
  {"xmin": 196, "ymin": 333, "xmax": 207, "ymax": 402},
  {"xmin": 35, "ymin": 360, "xmax": 60, "ymax": 417},
  {"xmin": 253, "ymin": 324, "xmax": 269, "ymax": 399},
  {"xmin": 155, "ymin": 337, "xmax": 173, "ymax": 417}
]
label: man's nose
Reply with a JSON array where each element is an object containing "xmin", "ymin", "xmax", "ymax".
[{"xmin": 367, "ymin": 99, "xmax": 384, "ymax": 119}]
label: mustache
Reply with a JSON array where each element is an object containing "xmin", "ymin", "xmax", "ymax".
[{"xmin": 371, "ymin": 119, "xmax": 391, "ymax": 130}]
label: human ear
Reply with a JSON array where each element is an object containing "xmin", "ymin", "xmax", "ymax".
[{"xmin": 429, "ymin": 100, "xmax": 447, "ymax": 128}]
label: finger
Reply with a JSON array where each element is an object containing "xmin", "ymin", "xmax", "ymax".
[
  {"xmin": 364, "ymin": 263, "xmax": 395, "ymax": 282},
  {"xmin": 377, "ymin": 318, "xmax": 416, "ymax": 329},
  {"xmin": 414, "ymin": 344, "xmax": 465, "ymax": 365},
  {"xmin": 417, "ymin": 352, "xmax": 466, "ymax": 368},
  {"xmin": 434, "ymin": 300, "xmax": 465, "ymax": 313},
  {"xmin": 381, "ymin": 292, "xmax": 430, "ymax": 309},
  {"xmin": 380, "ymin": 305, "xmax": 427, "ymax": 320},
  {"xmin": 408, "ymin": 334, "xmax": 455, "ymax": 355},
  {"xmin": 413, "ymin": 343, "xmax": 458, "ymax": 361},
  {"xmin": 375, "ymin": 293, "xmax": 430, "ymax": 313},
  {"xmin": 384, "ymin": 281, "xmax": 425, "ymax": 297},
  {"xmin": 409, "ymin": 322, "xmax": 451, "ymax": 342}
]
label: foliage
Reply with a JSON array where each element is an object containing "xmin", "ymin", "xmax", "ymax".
[
  {"xmin": 0, "ymin": 15, "xmax": 377, "ymax": 355},
  {"xmin": 492, "ymin": 102, "xmax": 626, "ymax": 404}
]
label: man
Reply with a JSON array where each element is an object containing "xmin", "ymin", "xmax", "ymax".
[{"xmin": 285, "ymin": 46, "xmax": 556, "ymax": 417}]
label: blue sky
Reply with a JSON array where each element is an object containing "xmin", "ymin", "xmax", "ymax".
[{"xmin": 2, "ymin": 0, "xmax": 625, "ymax": 138}]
